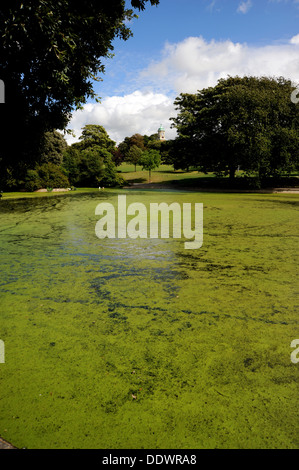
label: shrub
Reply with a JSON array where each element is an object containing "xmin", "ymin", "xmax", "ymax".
[
  {"xmin": 25, "ymin": 169, "xmax": 42, "ymax": 192},
  {"xmin": 99, "ymin": 157, "xmax": 125, "ymax": 187},
  {"xmin": 25, "ymin": 163, "xmax": 70, "ymax": 191}
]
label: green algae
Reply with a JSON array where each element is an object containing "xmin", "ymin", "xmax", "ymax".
[{"xmin": 0, "ymin": 190, "xmax": 298, "ymax": 449}]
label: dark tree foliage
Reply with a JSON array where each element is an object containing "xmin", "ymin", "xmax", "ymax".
[
  {"xmin": 0, "ymin": 0, "xmax": 159, "ymax": 187},
  {"xmin": 127, "ymin": 145, "xmax": 144, "ymax": 171},
  {"xmin": 118, "ymin": 133, "xmax": 145, "ymax": 162},
  {"xmin": 40, "ymin": 130, "xmax": 68, "ymax": 165},
  {"xmin": 25, "ymin": 162, "xmax": 70, "ymax": 191},
  {"xmin": 62, "ymin": 125, "xmax": 124, "ymax": 187},
  {"xmin": 111, "ymin": 148, "xmax": 124, "ymax": 167}
]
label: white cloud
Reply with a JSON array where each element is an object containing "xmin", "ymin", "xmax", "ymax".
[
  {"xmin": 65, "ymin": 91, "xmax": 177, "ymax": 145},
  {"xmin": 140, "ymin": 36, "xmax": 299, "ymax": 94},
  {"xmin": 290, "ymin": 33, "xmax": 299, "ymax": 45},
  {"xmin": 237, "ymin": 1, "xmax": 253, "ymax": 14},
  {"xmin": 64, "ymin": 35, "xmax": 299, "ymax": 146}
]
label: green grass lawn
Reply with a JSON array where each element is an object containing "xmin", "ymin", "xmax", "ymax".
[
  {"xmin": 0, "ymin": 189, "xmax": 298, "ymax": 449},
  {"xmin": 118, "ymin": 163, "xmax": 211, "ymax": 184},
  {"xmin": 118, "ymin": 163, "xmax": 299, "ymax": 189}
]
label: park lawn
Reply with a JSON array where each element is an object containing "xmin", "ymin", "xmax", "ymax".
[
  {"xmin": 118, "ymin": 164, "xmax": 299, "ymax": 189},
  {"xmin": 0, "ymin": 189, "xmax": 298, "ymax": 449},
  {"xmin": 118, "ymin": 163, "xmax": 207, "ymax": 184}
]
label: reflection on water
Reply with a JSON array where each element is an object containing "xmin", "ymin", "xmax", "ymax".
[{"xmin": 0, "ymin": 193, "xmax": 186, "ymax": 312}]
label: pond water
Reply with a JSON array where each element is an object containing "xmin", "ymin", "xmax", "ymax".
[{"xmin": 0, "ymin": 190, "xmax": 298, "ymax": 449}]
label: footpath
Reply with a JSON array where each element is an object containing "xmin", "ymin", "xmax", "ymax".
[{"xmin": 0, "ymin": 437, "xmax": 15, "ymax": 449}]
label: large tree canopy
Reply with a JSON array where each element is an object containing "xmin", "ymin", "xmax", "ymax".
[
  {"xmin": 62, "ymin": 124, "xmax": 123, "ymax": 188},
  {"xmin": 171, "ymin": 76, "xmax": 299, "ymax": 181},
  {"xmin": 0, "ymin": 0, "xmax": 159, "ymax": 187}
]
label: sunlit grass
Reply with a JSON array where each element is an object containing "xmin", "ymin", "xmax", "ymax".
[{"xmin": 118, "ymin": 163, "xmax": 207, "ymax": 184}]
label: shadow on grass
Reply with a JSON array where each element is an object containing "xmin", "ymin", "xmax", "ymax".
[
  {"xmin": 154, "ymin": 170, "xmax": 190, "ymax": 174},
  {"xmin": 125, "ymin": 175, "xmax": 299, "ymax": 191},
  {"xmin": 175, "ymin": 175, "xmax": 299, "ymax": 189},
  {"xmin": 124, "ymin": 177, "xmax": 148, "ymax": 184}
]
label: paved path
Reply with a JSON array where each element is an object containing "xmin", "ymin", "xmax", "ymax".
[{"xmin": 0, "ymin": 437, "xmax": 15, "ymax": 449}]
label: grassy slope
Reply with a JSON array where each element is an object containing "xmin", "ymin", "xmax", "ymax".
[{"xmin": 119, "ymin": 164, "xmax": 214, "ymax": 185}]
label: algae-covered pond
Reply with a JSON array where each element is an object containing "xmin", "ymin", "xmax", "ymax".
[{"xmin": 0, "ymin": 190, "xmax": 298, "ymax": 449}]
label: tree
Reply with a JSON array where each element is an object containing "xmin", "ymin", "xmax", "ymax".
[
  {"xmin": 171, "ymin": 76, "xmax": 299, "ymax": 181},
  {"xmin": 0, "ymin": 1, "xmax": 159, "ymax": 184},
  {"xmin": 167, "ymin": 137, "xmax": 195, "ymax": 171},
  {"xmin": 78, "ymin": 147, "xmax": 105, "ymax": 186},
  {"xmin": 79, "ymin": 125, "xmax": 116, "ymax": 152},
  {"xmin": 62, "ymin": 124, "xmax": 122, "ymax": 187},
  {"xmin": 143, "ymin": 134, "xmax": 159, "ymax": 147},
  {"xmin": 118, "ymin": 133, "xmax": 145, "ymax": 165},
  {"xmin": 139, "ymin": 149, "xmax": 161, "ymax": 182},
  {"xmin": 127, "ymin": 145, "xmax": 143, "ymax": 171},
  {"xmin": 100, "ymin": 155, "xmax": 125, "ymax": 187},
  {"xmin": 111, "ymin": 148, "xmax": 124, "ymax": 167},
  {"xmin": 62, "ymin": 145, "xmax": 82, "ymax": 186},
  {"xmin": 25, "ymin": 162, "xmax": 70, "ymax": 191},
  {"xmin": 129, "ymin": 133, "xmax": 145, "ymax": 150},
  {"xmin": 40, "ymin": 130, "xmax": 68, "ymax": 165}
]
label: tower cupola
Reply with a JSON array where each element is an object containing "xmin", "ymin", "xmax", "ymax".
[{"xmin": 157, "ymin": 124, "xmax": 165, "ymax": 141}]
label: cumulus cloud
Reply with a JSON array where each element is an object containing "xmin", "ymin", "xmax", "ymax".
[
  {"xmin": 290, "ymin": 33, "xmax": 299, "ymax": 45},
  {"xmin": 237, "ymin": 1, "xmax": 253, "ymax": 14},
  {"xmin": 64, "ymin": 34, "xmax": 299, "ymax": 146},
  {"xmin": 65, "ymin": 91, "xmax": 177, "ymax": 145},
  {"xmin": 140, "ymin": 35, "xmax": 299, "ymax": 94}
]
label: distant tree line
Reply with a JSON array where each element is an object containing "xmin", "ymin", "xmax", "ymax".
[
  {"xmin": 117, "ymin": 132, "xmax": 171, "ymax": 180},
  {"xmin": 0, "ymin": 75, "xmax": 298, "ymax": 191},
  {"xmin": 0, "ymin": 124, "xmax": 168, "ymax": 191},
  {"xmin": 23, "ymin": 125, "xmax": 125, "ymax": 191}
]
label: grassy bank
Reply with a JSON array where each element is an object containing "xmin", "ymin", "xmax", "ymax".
[
  {"xmin": 118, "ymin": 164, "xmax": 299, "ymax": 190},
  {"xmin": 0, "ymin": 188, "xmax": 100, "ymax": 199}
]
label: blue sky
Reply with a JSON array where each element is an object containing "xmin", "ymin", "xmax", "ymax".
[{"xmin": 66, "ymin": 0, "xmax": 299, "ymax": 144}]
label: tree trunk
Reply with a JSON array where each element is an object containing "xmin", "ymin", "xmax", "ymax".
[
  {"xmin": 229, "ymin": 166, "xmax": 235, "ymax": 180},
  {"xmin": 149, "ymin": 169, "xmax": 151, "ymax": 182}
]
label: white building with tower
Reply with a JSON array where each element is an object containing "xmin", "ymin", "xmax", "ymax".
[{"xmin": 157, "ymin": 124, "xmax": 166, "ymax": 141}]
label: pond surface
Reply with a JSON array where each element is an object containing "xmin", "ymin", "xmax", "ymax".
[{"xmin": 0, "ymin": 190, "xmax": 298, "ymax": 449}]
